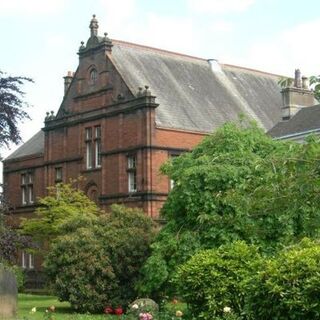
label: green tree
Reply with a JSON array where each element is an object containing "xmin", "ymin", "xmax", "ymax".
[
  {"xmin": 0, "ymin": 70, "xmax": 33, "ymax": 148},
  {"xmin": 139, "ymin": 122, "xmax": 320, "ymax": 297},
  {"xmin": 45, "ymin": 204, "xmax": 156, "ymax": 313},
  {"xmin": 20, "ymin": 179, "xmax": 103, "ymax": 243},
  {"xmin": 309, "ymin": 75, "xmax": 320, "ymax": 101},
  {"xmin": 0, "ymin": 70, "xmax": 33, "ymax": 265}
]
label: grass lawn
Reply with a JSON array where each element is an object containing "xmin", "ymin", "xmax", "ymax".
[{"xmin": 17, "ymin": 294, "xmax": 111, "ymax": 319}]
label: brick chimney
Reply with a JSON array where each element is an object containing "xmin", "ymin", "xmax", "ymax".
[
  {"xmin": 281, "ymin": 69, "xmax": 316, "ymax": 120},
  {"xmin": 63, "ymin": 71, "xmax": 74, "ymax": 95}
]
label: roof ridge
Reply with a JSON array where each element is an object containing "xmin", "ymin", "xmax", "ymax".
[
  {"xmin": 112, "ymin": 39, "xmax": 207, "ymax": 62},
  {"xmin": 222, "ymin": 63, "xmax": 285, "ymax": 78}
]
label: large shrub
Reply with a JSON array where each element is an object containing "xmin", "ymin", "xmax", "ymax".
[
  {"xmin": 247, "ymin": 238, "xmax": 320, "ymax": 320},
  {"xmin": 175, "ymin": 241, "xmax": 262, "ymax": 320},
  {"xmin": 44, "ymin": 204, "xmax": 155, "ymax": 313},
  {"xmin": 140, "ymin": 122, "xmax": 320, "ymax": 296}
]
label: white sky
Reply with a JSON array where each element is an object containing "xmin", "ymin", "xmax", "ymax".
[{"xmin": 1, "ymin": 0, "xmax": 320, "ymax": 163}]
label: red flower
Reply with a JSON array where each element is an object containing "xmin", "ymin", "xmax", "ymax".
[
  {"xmin": 114, "ymin": 307, "xmax": 123, "ymax": 315},
  {"xmin": 104, "ymin": 306, "xmax": 113, "ymax": 314}
]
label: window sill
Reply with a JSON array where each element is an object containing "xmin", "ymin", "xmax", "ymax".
[{"xmin": 81, "ymin": 167, "xmax": 102, "ymax": 173}]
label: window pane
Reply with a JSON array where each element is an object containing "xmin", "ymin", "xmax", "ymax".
[
  {"xmin": 95, "ymin": 126, "xmax": 101, "ymax": 139},
  {"xmin": 29, "ymin": 254, "xmax": 34, "ymax": 269},
  {"xmin": 128, "ymin": 171, "xmax": 137, "ymax": 192},
  {"xmin": 21, "ymin": 251, "xmax": 26, "ymax": 268},
  {"xmin": 55, "ymin": 167, "xmax": 62, "ymax": 181},
  {"xmin": 128, "ymin": 156, "xmax": 136, "ymax": 169},
  {"xmin": 85, "ymin": 128, "xmax": 92, "ymax": 140},
  {"xmin": 28, "ymin": 186, "xmax": 34, "ymax": 203},
  {"xmin": 95, "ymin": 141, "xmax": 101, "ymax": 167},
  {"xmin": 22, "ymin": 186, "xmax": 27, "ymax": 204},
  {"xmin": 86, "ymin": 141, "xmax": 93, "ymax": 169},
  {"xmin": 28, "ymin": 173, "xmax": 33, "ymax": 183},
  {"xmin": 21, "ymin": 174, "xmax": 26, "ymax": 185},
  {"xmin": 90, "ymin": 69, "xmax": 97, "ymax": 85}
]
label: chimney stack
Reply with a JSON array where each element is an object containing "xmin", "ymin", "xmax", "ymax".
[
  {"xmin": 294, "ymin": 69, "xmax": 302, "ymax": 88},
  {"xmin": 281, "ymin": 69, "xmax": 316, "ymax": 120},
  {"xmin": 63, "ymin": 71, "xmax": 74, "ymax": 95}
]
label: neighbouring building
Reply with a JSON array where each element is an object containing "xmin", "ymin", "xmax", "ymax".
[{"xmin": 2, "ymin": 16, "xmax": 316, "ymax": 282}]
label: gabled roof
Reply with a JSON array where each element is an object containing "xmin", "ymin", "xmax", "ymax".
[
  {"xmin": 110, "ymin": 40, "xmax": 282, "ymax": 132},
  {"xmin": 268, "ymin": 104, "xmax": 320, "ymax": 139},
  {"xmin": 5, "ymin": 39, "xmax": 284, "ymax": 161},
  {"xmin": 5, "ymin": 130, "xmax": 44, "ymax": 160}
]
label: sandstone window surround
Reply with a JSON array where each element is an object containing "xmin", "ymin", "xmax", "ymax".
[
  {"xmin": 21, "ymin": 172, "xmax": 34, "ymax": 205},
  {"xmin": 127, "ymin": 155, "xmax": 137, "ymax": 193}
]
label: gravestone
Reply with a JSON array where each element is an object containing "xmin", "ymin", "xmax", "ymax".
[{"xmin": 0, "ymin": 266, "xmax": 17, "ymax": 319}]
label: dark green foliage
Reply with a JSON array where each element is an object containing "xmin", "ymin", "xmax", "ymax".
[
  {"xmin": 309, "ymin": 75, "xmax": 320, "ymax": 101},
  {"xmin": 140, "ymin": 122, "xmax": 320, "ymax": 296},
  {"xmin": 45, "ymin": 204, "xmax": 155, "ymax": 313},
  {"xmin": 247, "ymin": 238, "xmax": 320, "ymax": 320},
  {"xmin": 175, "ymin": 241, "xmax": 261, "ymax": 320},
  {"xmin": 45, "ymin": 228, "xmax": 118, "ymax": 313},
  {"xmin": 0, "ymin": 70, "xmax": 32, "ymax": 148}
]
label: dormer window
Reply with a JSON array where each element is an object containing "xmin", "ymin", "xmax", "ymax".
[{"xmin": 89, "ymin": 69, "xmax": 98, "ymax": 85}]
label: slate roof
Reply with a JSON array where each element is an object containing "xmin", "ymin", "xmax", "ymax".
[
  {"xmin": 5, "ymin": 130, "xmax": 44, "ymax": 160},
  {"xmin": 5, "ymin": 40, "xmax": 284, "ymax": 160},
  {"xmin": 110, "ymin": 40, "xmax": 282, "ymax": 132},
  {"xmin": 268, "ymin": 104, "xmax": 320, "ymax": 139}
]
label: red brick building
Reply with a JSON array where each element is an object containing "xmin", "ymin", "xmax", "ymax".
[
  {"xmin": 6, "ymin": 17, "xmax": 318, "ymax": 286},
  {"xmin": 4, "ymin": 15, "xmax": 286, "ymax": 226}
]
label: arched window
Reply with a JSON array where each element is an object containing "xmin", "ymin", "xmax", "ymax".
[
  {"xmin": 86, "ymin": 183, "xmax": 99, "ymax": 204},
  {"xmin": 89, "ymin": 68, "xmax": 98, "ymax": 85}
]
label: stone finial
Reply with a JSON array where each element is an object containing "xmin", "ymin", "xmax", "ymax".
[
  {"xmin": 45, "ymin": 112, "xmax": 50, "ymax": 121},
  {"xmin": 79, "ymin": 41, "xmax": 85, "ymax": 51},
  {"xmin": 294, "ymin": 69, "xmax": 302, "ymax": 88},
  {"xmin": 144, "ymin": 85, "xmax": 151, "ymax": 96},
  {"xmin": 89, "ymin": 14, "xmax": 99, "ymax": 37},
  {"xmin": 302, "ymin": 76, "xmax": 309, "ymax": 90},
  {"xmin": 137, "ymin": 87, "xmax": 143, "ymax": 97}
]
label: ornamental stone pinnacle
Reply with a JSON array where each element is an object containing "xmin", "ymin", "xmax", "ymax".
[{"xmin": 89, "ymin": 14, "xmax": 99, "ymax": 37}]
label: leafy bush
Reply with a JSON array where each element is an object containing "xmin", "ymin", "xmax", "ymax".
[
  {"xmin": 175, "ymin": 241, "xmax": 262, "ymax": 320},
  {"xmin": 140, "ymin": 122, "xmax": 320, "ymax": 297},
  {"xmin": 137, "ymin": 227, "xmax": 201, "ymax": 298},
  {"xmin": 45, "ymin": 204, "xmax": 155, "ymax": 313},
  {"xmin": 246, "ymin": 238, "xmax": 320, "ymax": 320}
]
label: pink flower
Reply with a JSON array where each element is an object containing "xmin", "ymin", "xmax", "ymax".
[
  {"xmin": 139, "ymin": 312, "xmax": 153, "ymax": 320},
  {"xmin": 104, "ymin": 306, "xmax": 113, "ymax": 314}
]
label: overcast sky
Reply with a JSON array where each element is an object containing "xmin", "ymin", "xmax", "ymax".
[{"xmin": 1, "ymin": 0, "xmax": 320, "ymax": 160}]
